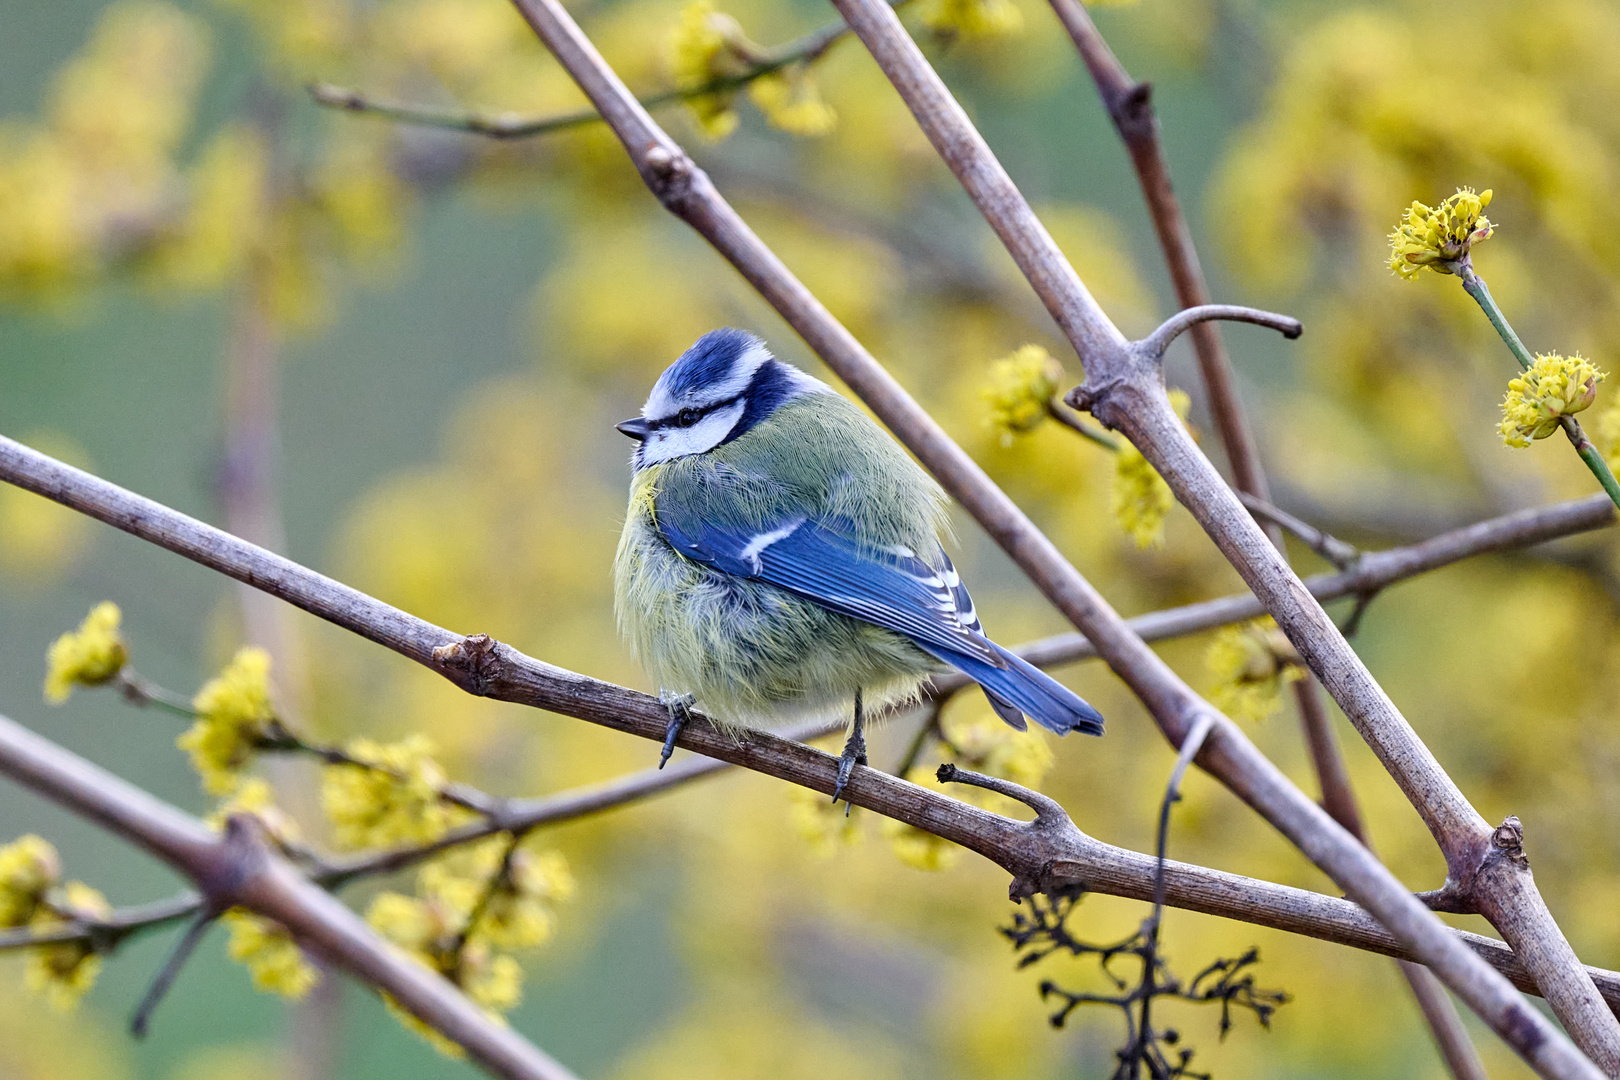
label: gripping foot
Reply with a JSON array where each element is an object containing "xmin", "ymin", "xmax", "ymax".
[
  {"xmin": 831, "ymin": 688, "xmax": 868, "ymax": 807},
  {"xmin": 658, "ymin": 691, "xmax": 695, "ymax": 769}
]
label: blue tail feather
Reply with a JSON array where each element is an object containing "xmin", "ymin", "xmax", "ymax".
[{"xmin": 920, "ymin": 642, "xmax": 1105, "ymax": 737}]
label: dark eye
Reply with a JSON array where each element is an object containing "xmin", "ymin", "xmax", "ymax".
[{"xmin": 676, "ymin": 408, "xmax": 702, "ymax": 426}]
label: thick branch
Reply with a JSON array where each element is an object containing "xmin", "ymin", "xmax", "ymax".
[
  {"xmin": 0, "ymin": 714, "xmax": 577, "ymax": 1080},
  {"xmin": 817, "ymin": 0, "xmax": 1615, "ymax": 1073}
]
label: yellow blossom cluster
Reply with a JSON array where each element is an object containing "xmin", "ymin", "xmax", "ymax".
[
  {"xmin": 747, "ymin": 67, "xmax": 838, "ymax": 138},
  {"xmin": 322, "ymin": 735, "xmax": 456, "ymax": 849},
  {"xmin": 0, "ymin": 835, "xmax": 61, "ymax": 927},
  {"xmin": 1388, "ymin": 187, "xmax": 1494, "ymax": 279},
  {"xmin": 666, "ymin": 1, "xmax": 836, "ymax": 140},
  {"xmin": 883, "ymin": 709, "xmax": 1057, "ymax": 871},
  {"xmin": 788, "ymin": 784, "xmax": 864, "ymax": 858},
  {"xmin": 26, "ymin": 882, "xmax": 111, "ymax": 1012},
  {"xmin": 1498, "ymin": 353, "xmax": 1606, "ymax": 448},
  {"xmin": 1110, "ymin": 388, "xmax": 1191, "ymax": 549},
  {"xmin": 43, "ymin": 602, "xmax": 127, "ymax": 704},
  {"xmin": 178, "ymin": 647, "xmax": 277, "ymax": 795},
  {"xmin": 921, "ymin": 0, "xmax": 1024, "ymax": 41},
  {"xmin": 0, "ymin": 1, "xmax": 208, "ymax": 297},
  {"xmin": 1205, "ymin": 617, "xmax": 1304, "ymax": 723},
  {"xmin": 365, "ymin": 836, "xmax": 572, "ymax": 1053},
  {"xmin": 2, "ymin": 835, "xmax": 110, "ymax": 1011},
  {"xmin": 222, "ymin": 910, "xmax": 320, "ymax": 999},
  {"xmin": 882, "ymin": 774, "xmax": 960, "ymax": 871},
  {"xmin": 981, "ymin": 345, "xmax": 1065, "ymax": 444}
]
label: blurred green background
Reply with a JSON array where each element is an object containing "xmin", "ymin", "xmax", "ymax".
[{"xmin": 3, "ymin": 0, "xmax": 1619, "ymax": 1077}]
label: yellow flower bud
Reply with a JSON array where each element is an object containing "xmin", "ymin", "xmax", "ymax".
[
  {"xmin": 0, "ymin": 834, "xmax": 62, "ymax": 927},
  {"xmin": 322, "ymin": 734, "xmax": 453, "ymax": 849},
  {"xmin": 223, "ymin": 909, "xmax": 319, "ymax": 999},
  {"xmin": 178, "ymin": 646, "xmax": 276, "ymax": 795},
  {"xmin": 1388, "ymin": 186, "xmax": 1494, "ymax": 279},
  {"xmin": 748, "ymin": 66, "xmax": 837, "ymax": 137},
  {"xmin": 25, "ymin": 881, "xmax": 110, "ymax": 1012},
  {"xmin": 789, "ymin": 784, "xmax": 863, "ymax": 858},
  {"xmin": 982, "ymin": 345, "xmax": 1065, "ymax": 444},
  {"xmin": 921, "ymin": 0, "xmax": 1023, "ymax": 40},
  {"xmin": 882, "ymin": 772, "xmax": 961, "ymax": 872},
  {"xmin": 1205, "ymin": 618, "xmax": 1304, "ymax": 723},
  {"xmin": 43, "ymin": 601, "xmax": 127, "ymax": 704},
  {"xmin": 667, "ymin": 0, "xmax": 755, "ymax": 141},
  {"xmin": 1499, "ymin": 353, "xmax": 1606, "ymax": 448}
]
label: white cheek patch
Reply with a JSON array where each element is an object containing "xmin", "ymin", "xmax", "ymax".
[{"xmin": 638, "ymin": 400, "xmax": 748, "ymax": 467}]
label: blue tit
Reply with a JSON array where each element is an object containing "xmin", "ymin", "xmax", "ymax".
[{"xmin": 614, "ymin": 328, "xmax": 1104, "ymax": 798}]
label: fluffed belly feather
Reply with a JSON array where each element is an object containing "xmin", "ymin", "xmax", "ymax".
[{"xmin": 614, "ymin": 515, "xmax": 936, "ymax": 727}]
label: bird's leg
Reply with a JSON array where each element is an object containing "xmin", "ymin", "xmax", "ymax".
[
  {"xmin": 832, "ymin": 688, "xmax": 868, "ymax": 806},
  {"xmin": 658, "ymin": 690, "xmax": 695, "ymax": 769}
]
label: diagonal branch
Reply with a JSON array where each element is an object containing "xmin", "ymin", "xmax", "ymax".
[
  {"xmin": 0, "ymin": 713, "xmax": 578, "ymax": 1080},
  {"xmin": 821, "ymin": 0, "xmax": 1620, "ymax": 1070}
]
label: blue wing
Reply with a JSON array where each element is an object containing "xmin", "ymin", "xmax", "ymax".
[{"xmin": 656, "ymin": 510, "xmax": 1104, "ymax": 737}]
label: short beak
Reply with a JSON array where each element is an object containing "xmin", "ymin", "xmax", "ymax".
[{"xmin": 615, "ymin": 416, "xmax": 651, "ymax": 441}]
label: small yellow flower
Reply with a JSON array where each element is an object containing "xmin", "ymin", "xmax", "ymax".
[
  {"xmin": 179, "ymin": 647, "xmax": 276, "ymax": 795},
  {"xmin": 322, "ymin": 735, "xmax": 453, "ymax": 849},
  {"xmin": 1499, "ymin": 353, "xmax": 1606, "ymax": 448},
  {"xmin": 366, "ymin": 882, "xmax": 529, "ymax": 1053},
  {"xmin": 883, "ymin": 772, "xmax": 960, "ymax": 871},
  {"xmin": 1110, "ymin": 388, "xmax": 1191, "ymax": 548},
  {"xmin": 1206, "ymin": 617, "xmax": 1304, "ymax": 723},
  {"xmin": 747, "ymin": 66, "xmax": 836, "ymax": 137},
  {"xmin": 1388, "ymin": 187, "xmax": 1494, "ymax": 279},
  {"xmin": 222, "ymin": 909, "xmax": 319, "ymax": 999},
  {"xmin": 474, "ymin": 849, "xmax": 574, "ymax": 950},
  {"xmin": 788, "ymin": 785, "xmax": 863, "ymax": 858},
  {"xmin": 667, "ymin": 0, "xmax": 755, "ymax": 141},
  {"xmin": 0, "ymin": 834, "xmax": 61, "ymax": 927},
  {"xmin": 982, "ymin": 345, "xmax": 1064, "ymax": 445},
  {"xmin": 922, "ymin": 0, "xmax": 1023, "ymax": 40},
  {"xmin": 25, "ymin": 881, "xmax": 110, "ymax": 1012},
  {"xmin": 43, "ymin": 602, "xmax": 127, "ymax": 704}
]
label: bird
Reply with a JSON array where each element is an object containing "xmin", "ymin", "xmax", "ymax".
[{"xmin": 613, "ymin": 328, "xmax": 1104, "ymax": 800}]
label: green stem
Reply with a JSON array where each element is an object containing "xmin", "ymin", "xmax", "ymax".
[
  {"xmin": 1457, "ymin": 265, "xmax": 1534, "ymax": 372},
  {"xmin": 1457, "ymin": 262, "xmax": 1620, "ymax": 512}
]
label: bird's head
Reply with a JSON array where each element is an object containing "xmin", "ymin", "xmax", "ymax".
[{"xmin": 618, "ymin": 328, "xmax": 828, "ymax": 470}]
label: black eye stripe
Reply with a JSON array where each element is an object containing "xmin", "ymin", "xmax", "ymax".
[{"xmin": 649, "ymin": 391, "xmax": 746, "ymax": 431}]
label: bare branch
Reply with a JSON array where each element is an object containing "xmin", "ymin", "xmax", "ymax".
[{"xmin": 0, "ymin": 714, "xmax": 579, "ymax": 1080}]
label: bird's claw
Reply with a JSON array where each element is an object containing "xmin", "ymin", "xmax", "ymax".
[
  {"xmin": 658, "ymin": 692, "xmax": 694, "ymax": 769},
  {"xmin": 831, "ymin": 727, "xmax": 867, "ymax": 806}
]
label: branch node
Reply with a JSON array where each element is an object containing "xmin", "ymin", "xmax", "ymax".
[
  {"xmin": 1492, "ymin": 815, "xmax": 1528, "ymax": 869},
  {"xmin": 432, "ymin": 633, "xmax": 502, "ymax": 694},
  {"xmin": 1064, "ymin": 375, "xmax": 1127, "ymax": 417}
]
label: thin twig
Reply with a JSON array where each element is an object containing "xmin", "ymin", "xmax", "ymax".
[
  {"xmin": 1236, "ymin": 492, "xmax": 1361, "ymax": 571},
  {"xmin": 129, "ymin": 907, "xmax": 218, "ymax": 1038},
  {"xmin": 1047, "ymin": 399, "xmax": 1121, "ymax": 450}
]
